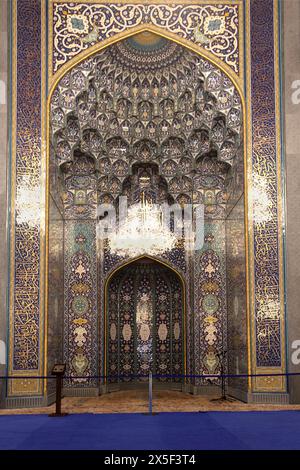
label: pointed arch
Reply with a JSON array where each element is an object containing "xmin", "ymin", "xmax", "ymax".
[
  {"xmin": 44, "ymin": 26, "xmax": 250, "ymax": 388},
  {"xmin": 104, "ymin": 254, "xmax": 187, "ymax": 383}
]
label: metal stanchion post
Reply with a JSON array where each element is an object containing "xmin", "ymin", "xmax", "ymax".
[
  {"xmin": 143, "ymin": 371, "xmax": 158, "ymax": 415},
  {"xmin": 49, "ymin": 364, "xmax": 68, "ymax": 417},
  {"xmin": 210, "ymin": 351, "xmax": 230, "ymax": 403},
  {"xmin": 149, "ymin": 371, "xmax": 153, "ymax": 414}
]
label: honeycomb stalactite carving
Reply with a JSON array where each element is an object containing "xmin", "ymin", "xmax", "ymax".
[{"xmin": 51, "ymin": 37, "xmax": 242, "ymax": 209}]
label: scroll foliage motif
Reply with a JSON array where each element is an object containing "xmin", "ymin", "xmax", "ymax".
[
  {"xmin": 64, "ymin": 220, "xmax": 98, "ymax": 384},
  {"xmin": 52, "ymin": 2, "xmax": 240, "ymax": 74}
]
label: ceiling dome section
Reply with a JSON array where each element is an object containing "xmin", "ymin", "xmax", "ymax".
[
  {"xmin": 127, "ymin": 32, "xmax": 168, "ymax": 49},
  {"xmin": 113, "ymin": 33, "xmax": 185, "ymax": 71}
]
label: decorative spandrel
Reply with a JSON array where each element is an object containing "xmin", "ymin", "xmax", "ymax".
[{"xmin": 51, "ymin": 2, "xmax": 241, "ymax": 75}]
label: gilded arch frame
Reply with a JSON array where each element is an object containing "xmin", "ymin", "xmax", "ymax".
[{"xmin": 45, "ymin": 21, "xmax": 250, "ymax": 393}]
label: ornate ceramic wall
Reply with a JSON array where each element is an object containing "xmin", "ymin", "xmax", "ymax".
[{"xmin": 6, "ymin": 0, "xmax": 287, "ymax": 403}]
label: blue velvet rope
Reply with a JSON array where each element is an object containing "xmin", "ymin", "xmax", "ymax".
[{"xmin": 0, "ymin": 372, "xmax": 300, "ymax": 380}]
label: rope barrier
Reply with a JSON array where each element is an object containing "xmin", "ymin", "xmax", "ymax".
[
  {"xmin": 1, "ymin": 372, "xmax": 300, "ymax": 380},
  {"xmin": 2, "ymin": 370, "xmax": 298, "ymax": 417}
]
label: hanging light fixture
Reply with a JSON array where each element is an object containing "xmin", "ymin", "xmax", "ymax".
[{"xmin": 108, "ymin": 192, "xmax": 178, "ymax": 257}]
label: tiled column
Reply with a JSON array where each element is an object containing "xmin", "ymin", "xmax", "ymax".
[
  {"xmin": 284, "ymin": 0, "xmax": 300, "ymax": 403},
  {"xmin": 0, "ymin": 0, "xmax": 8, "ymax": 407}
]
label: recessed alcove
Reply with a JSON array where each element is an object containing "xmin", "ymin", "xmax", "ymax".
[{"xmin": 48, "ymin": 32, "xmax": 247, "ymax": 398}]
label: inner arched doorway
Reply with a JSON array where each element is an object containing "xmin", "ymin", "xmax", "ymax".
[{"xmin": 106, "ymin": 257, "xmax": 184, "ymax": 390}]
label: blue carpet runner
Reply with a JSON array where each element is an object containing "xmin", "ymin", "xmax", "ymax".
[{"xmin": 0, "ymin": 411, "xmax": 300, "ymax": 450}]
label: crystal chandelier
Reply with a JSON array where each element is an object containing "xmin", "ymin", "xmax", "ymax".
[{"xmin": 108, "ymin": 193, "xmax": 178, "ymax": 257}]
